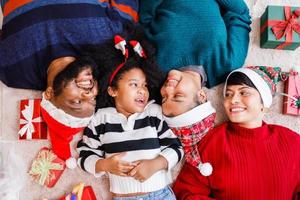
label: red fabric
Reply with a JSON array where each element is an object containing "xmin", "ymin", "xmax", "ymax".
[
  {"xmin": 82, "ymin": 186, "xmax": 97, "ymax": 200},
  {"xmin": 19, "ymin": 99, "xmax": 47, "ymax": 140},
  {"xmin": 40, "ymin": 107, "xmax": 84, "ymax": 160},
  {"xmin": 173, "ymin": 122, "xmax": 300, "ymax": 200},
  {"xmin": 171, "ymin": 113, "xmax": 215, "ymax": 167},
  {"xmin": 260, "ymin": 6, "xmax": 300, "ymax": 49}
]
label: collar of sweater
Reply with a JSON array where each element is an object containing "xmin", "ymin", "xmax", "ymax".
[
  {"xmin": 164, "ymin": 101, "xmax": 216, "ymax": 127},
  {"xmin": 228, "ymin": 121, "xmax": 271, "ymax": 140}
]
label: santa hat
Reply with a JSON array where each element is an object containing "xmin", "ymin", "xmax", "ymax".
[
  {"xmin": 165, "ymin": 101, "xmax": 216, "ymax": 176},
  {"xmin": 40, "ymin": 93, "xmax": 92, "ymax": 169},
  {"xmin": 224, "ymin": 66, "xmax": 287, "ymax": 108}
]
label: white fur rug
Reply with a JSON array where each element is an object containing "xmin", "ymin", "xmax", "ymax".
[{"xmin": 0, "ymin": 0, "xmax": 300, "ymax": 199}]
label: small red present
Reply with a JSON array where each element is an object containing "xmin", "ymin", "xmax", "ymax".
[
  {"xmin": 19, "ymin": 99, "xmax": 47, "ymax": 140},
  {"xmin": 59, "ymin": 183, "xmax": 96, "ymax": 200},
  {"xmin": 81, "ymin": 186, "xmax": 97, "ymax": 200},
  {"xmin": 283, "ymin": 71, "xmax": 300, "ymax": 115},
  {"xmin": 29, "ymin": 147, "xmax": 65, "ymax": 188}
]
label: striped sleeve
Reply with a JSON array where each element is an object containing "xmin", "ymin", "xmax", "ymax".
[
  {"xmin": 110, "ymin": 0, "xmax": 138, "ymax": 22},
  {"xmin": 0, "ymin": 1, "xmax": 134, "ymax": 90},
  {"xmin": 77, "ymin": 112, "xmax": 105, "ymax": 177},
  {"xmin": 151, "ymin": 104, "xmax": 184, "ymax": 170}
]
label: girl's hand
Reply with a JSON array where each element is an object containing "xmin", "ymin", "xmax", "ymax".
[
  {"xmin": 128, "ymin": 155, "xmax": 168, "ymax": 182},
  {"xmin": 96, "ymin": 153, "xmax": 136, "ymax": 176}
]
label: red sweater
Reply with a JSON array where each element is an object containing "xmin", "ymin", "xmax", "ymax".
[{"xmin": 173, "ymin": 122, "xmax": 300, "ymax": 200}]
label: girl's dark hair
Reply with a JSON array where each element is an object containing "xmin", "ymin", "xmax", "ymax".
[
  {"xmin": 226, "ymin": 72, "xmax": 257, "ymax": 89},
  {"xmin": 83, "ymin": 23, "xmax": 165, "ymax": 109},
  {"xmin": 53, "ymin": 56, "xmax": 98, "ymax": 97}
]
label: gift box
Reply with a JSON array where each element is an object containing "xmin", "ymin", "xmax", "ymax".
[
  {"xmin": 283, "ymin": 71, "xmax": 300, "ymax": 115},
  {"xmin": 59, "ymin": 183, "xmax": 96, "ymax": 200},
  {"xmin": 260, "ymin": 5, "xmax": 300, "ymax": 50},
  {"xmin": 29, "ymin": 147, "xmax": 65, "ymax": 188},
  {"xmin": 81, "ymin": 186, "xmax": 97, "ymax": 200},
  {"xmin": 19, "ymin": 99, "xmax": 47, "ymax": 140}
]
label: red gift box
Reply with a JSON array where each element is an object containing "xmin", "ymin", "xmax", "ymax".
[
  {"xmin": 29, "ymin": 147, "xmax": 65, "ymax": 188},
  {"xmin": 59, "ymin": 183, "xmax": 96, "ymax": 200},
  {"xmin": 19, "ymin": 99, "xmax": 47, "ymax": 140},
  {"xmin": 283, "ymin": 72, "xmax": 300, "ymax": 115},
  {"xmin": 82, "ymin": 186, "xmax": 97, "ymax": 200}
]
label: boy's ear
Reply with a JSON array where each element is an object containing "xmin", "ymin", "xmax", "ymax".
[
  {"xmin": 44, "ymin": 87, "xmax": 54, "ymax": 100},
  {"xmin": 107, "ymin": 86, "xmax": 117, "ymax": 97},
  {"xmin": 196, "ymin": 89, "xmax": 207, "ymax": 104}
]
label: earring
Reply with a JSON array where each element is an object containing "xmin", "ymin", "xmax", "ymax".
[{"xmin": 261, "ymin": 107, "xmax": 269, "ymax": 113}]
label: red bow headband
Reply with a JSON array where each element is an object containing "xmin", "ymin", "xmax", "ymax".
[{"xmin": 109, "ymin": 35, "xmax": 147, "ymax": 85}]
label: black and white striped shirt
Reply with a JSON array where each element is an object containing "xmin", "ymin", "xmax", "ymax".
[{"xmin": 77, "ymin": 101, "xmax": 183, "ymax": 194}]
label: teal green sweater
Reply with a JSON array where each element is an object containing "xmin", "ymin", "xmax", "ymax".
[{"xmin": 139, "ymin": 0, "xmax": 251, "ymax": 88}]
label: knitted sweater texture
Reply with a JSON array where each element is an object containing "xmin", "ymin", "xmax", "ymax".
[
  {"xmin": 139, "ymin": 0, "xmax": 251, "ymax": 88},
  {"xmin": 173, "ymin": 122, "xmax": 300, "ymax": 200},
  {"xmin": 0, "ymin": 0, "xmax": 138, "ymax": 90},
  {"xmin": 77, "ymin": 102, "xmax": 183, "ymax": 194}
]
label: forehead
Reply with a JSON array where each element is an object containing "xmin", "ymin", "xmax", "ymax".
[
  {"xmin": 121, "ymin": 68, "xmax": 146, "ymax": 80},
  {"xmin": 226, "ymin": 84, "xmax": 254, "ymax": 90},
  {"xmin": 61, "ymin": 80, "xmax": 79, "ymax": 95}
]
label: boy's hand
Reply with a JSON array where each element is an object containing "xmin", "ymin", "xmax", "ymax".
[
  {"xmin": 96, "ymin": 153, "xmax": 136, "ymax": 176},
  {"xmin": 128, "ymin": 155, "xmax": 168, "ymax": 182}
]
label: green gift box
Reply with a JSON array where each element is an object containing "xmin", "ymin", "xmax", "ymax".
[{"xmin": 260, "ymin": 5, "xmax": 300, "ymax": 50}]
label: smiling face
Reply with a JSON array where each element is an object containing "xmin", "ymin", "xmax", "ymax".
[
  {"xmin": 108, "ymin": 68, "xmax": 149, "ymax": 117},
  {"xmin": 223, "ymin": 84, "xmax": 264, "ymax": 129},
  {"xmin": 50, "ymin": 67, "xmax": 98, "ymax": 118},
  {"xmin": 160, "ymin": 69, "xmax": 206, "ymax": 117},
  {"xmin": 46, "ymin": 57, "xmax": 99, "ymax": 118}
]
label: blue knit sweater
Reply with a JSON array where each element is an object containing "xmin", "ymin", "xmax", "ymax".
[
  {"xmin": 139, "ymin": 0, "xmax": 251, "ymax": 88},
  {"xmin": 0, "ymin": 0, "xmax": 138, "ymax": 90}
]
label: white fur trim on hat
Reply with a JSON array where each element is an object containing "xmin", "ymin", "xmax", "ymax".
[
  {"xmin": 223, "ymin": 68, "xmax": 273, "ymax": 108},
  {"xmin": 198, "ymin": 162, "xmax": 213, "ymax": 176},
  {"xmin": 164, "ymin": 101, "xmax": 216, "ymax": 127},
  {"xmin": 66, "ymin": 157, "xmax": 77, "ymax": 169},
  {"xmin": 40, "ymin": 93, "xmax": 92, "ymax": 128}
]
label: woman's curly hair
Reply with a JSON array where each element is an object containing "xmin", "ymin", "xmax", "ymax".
[{"xmin": 82, "ymin": 23, "xmax": 165, "ymax": 109}]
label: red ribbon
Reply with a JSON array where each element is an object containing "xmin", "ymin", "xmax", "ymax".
[{"xmin": 261, "ymin": 6, "xmax": 300, "ymax": 49}]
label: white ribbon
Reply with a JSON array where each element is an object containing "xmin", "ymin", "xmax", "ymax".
[{"xmin": 18, "ymin": 100, "xmax": 43, "ymax": 139}]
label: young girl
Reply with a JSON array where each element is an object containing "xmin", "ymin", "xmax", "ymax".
[
  {"xmin": 77, "ymin": 34, "xmax": 183, "ymax": 200},
  {"xmin": 173, "ymin": 66, "xmax": 300, "ymax": 199}
]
